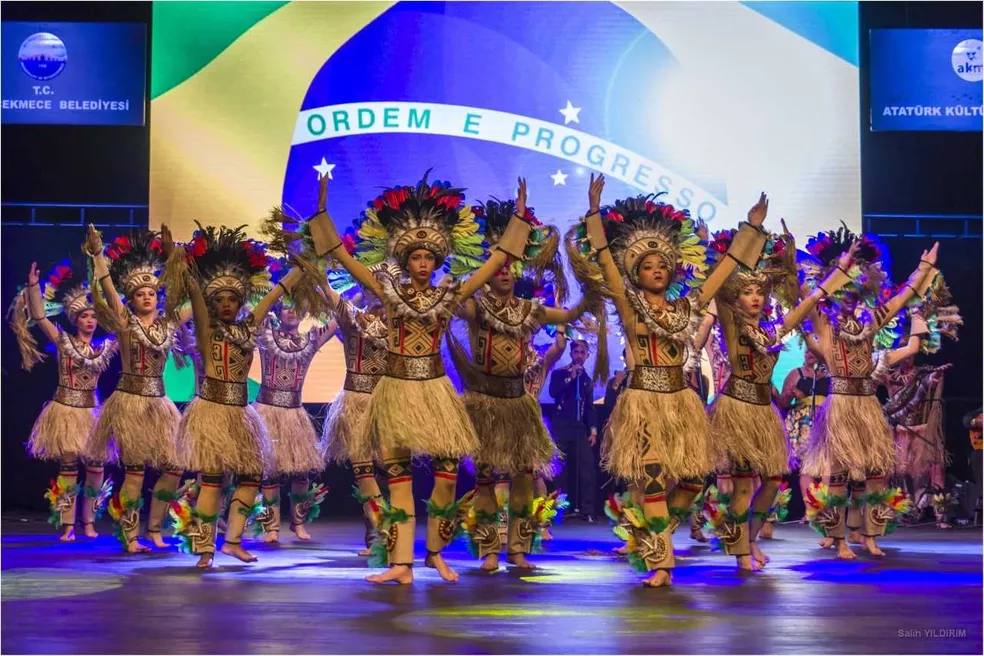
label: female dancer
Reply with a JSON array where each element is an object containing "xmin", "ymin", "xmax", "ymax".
[
  {"xmin": 83, "ymin": 226, "xmax": 189, "ymax": 552},
  {"xmin": 451, "ymin": 205, "xmax": 593, "ymax": 571},
  {"xmin": 705, "ymin": 227, "xmax": 854, "ymax": 570},
  {"xmin": 572, "ymin": 174, "xmax": 769, "ymax": 587},
  {"xmin": 163, "ymin": 223, "xmax": 301, "ymax": 567},
  {"xmin": 252, "ymin": 258, "xmax": 335, "ymax": 543},
  {"xmin": 13, "ymin": 259, "xmax": 118, "ymax": 541},
  {"xmin": 307, "ymin": 173, "xmax": 534, "ymax": 584},
  {"xmin": 799, "ymin": 226, "xmax": 939, "ymax": 559}
]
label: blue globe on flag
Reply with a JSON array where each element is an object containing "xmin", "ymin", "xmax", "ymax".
[{"xmin": 18, "ymin": 32, "xmax": 67, "ymax": 81}]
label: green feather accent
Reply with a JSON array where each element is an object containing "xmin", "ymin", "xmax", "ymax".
[{"xmin": 352, "ymin": 485, "xmax": 372, "ymax": 505}]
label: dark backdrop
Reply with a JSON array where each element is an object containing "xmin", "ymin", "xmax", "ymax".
[
  {"xmin": 860, "ymin": 1, "xmax": 983, "ymax": 485},
  {"xmin": 2, "ymin": 1, "xmax": 981, "ymax": 516}
]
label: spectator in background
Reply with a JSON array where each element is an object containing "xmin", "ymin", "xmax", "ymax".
[{"xmin": 549, "ymin": 339, "xmax": 599, "ymax": 521}]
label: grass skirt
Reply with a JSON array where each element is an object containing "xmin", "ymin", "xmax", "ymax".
[
  {"xmin": 366, "ymin": 375, "xmax": 479, "ymax": 459},
  {"xmin": 709, "ymin": 395, "xmax": 791, "ymax": 476},
  {"xmin": 88, "ymin": 391, "xmax": 180, "ymax": 467},
  {"xmin": 176, "ymin": 397, "xmax": 272, "ymax": 475},
  {"xmin": 601, "ymin": 387, "xmax": 710, "ymax": 483},
  {"xmin": 801, "ymin": 394, "xmax": 896, "ymax": 480},
  {"xmin": 464, "ymin": 391, "xmax": 560, "ymax": 478},
  {"xmin": 28, "ymin": 401, "xmax": 98, "ymax": 460},
  {"xmin": 323, "ymin": 389, "xmax": 375, "ymax": 464},
  {"xmin": 253, "ymin": 403, "xmax": 323, "ymax": 475}
]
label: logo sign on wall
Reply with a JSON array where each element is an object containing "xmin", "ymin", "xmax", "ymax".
[
  {"xmin": 870, "ymin": 28, "xmax": 983, "ymax": 131},
  {"xmin": 2, "ymin": 21, "xmax": 146, "ymax": 126}
]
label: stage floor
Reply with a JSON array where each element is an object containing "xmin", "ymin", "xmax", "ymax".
[{"xmin": 1, "ymin": 515, "xmax": 981, "ymax": 655}]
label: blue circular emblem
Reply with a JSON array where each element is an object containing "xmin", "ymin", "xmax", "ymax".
[{"xmin": 18, "ymin": 32, "xmax": 67, "ymax": 81}]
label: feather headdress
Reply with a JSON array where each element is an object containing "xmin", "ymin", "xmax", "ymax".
[{"xmin": 355, "ymin": 170, "xmax": 485, "ymax": 277}]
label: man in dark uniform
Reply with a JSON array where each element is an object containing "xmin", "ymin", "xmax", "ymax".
[{"xmin": 549, "ymin": 340, "xmax": 598, "ymax": 520}]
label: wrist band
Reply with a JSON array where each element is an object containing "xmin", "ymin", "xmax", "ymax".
[
  {"xmin": 725, "ymin": 252, "xmax": 741, "ymax": 264},
  {"xmin": 98, "ymin": 274, "xmax": 111, "ymax": 283},
  {"xmin": 277, "ymin": 282, "xmax": 290, "ymax": 295},
  {"xmin": 596, "ymin": 244, "xmax": 610, "ymax": 253},
  {"xmin": 904, "ymin": 282, "xmax": 918, "ymax": 295},
  {"xmin": 586, "ymin": 210, "xmax": 601, "ymax": 218},
  {"xmin": 919, "ymin": 259, "xmax": 934, "ymax": 267},
  {"xmin": 836, "ymin": 266, "xmax": 849, "ymax": 276},
  {"xmin": 818, "ymin": 285, "xmax": 832, "ymax": 296}
]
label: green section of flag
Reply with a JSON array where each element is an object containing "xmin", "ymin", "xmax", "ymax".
[
  {"xmin": 151, "ymin": 1, "xmax": 288, "ymax": 99},
  {"xmin": 162, "ymin": 354, "xmax": 261, "ymax": 404}
]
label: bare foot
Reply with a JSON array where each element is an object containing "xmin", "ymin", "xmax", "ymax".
[
  {"xmin": 847, "ymin": 529, "xmax": 862, "ymax": 545},
  {"xmin": 507, "ymin": 553, "xmax": 536, "ymax": 569},
  {"xmin": 835, "ymin": 539, "xmax": 857, "ymax": 560},
  {"xmin": 290, "ymin": 523, "xmax": 312, "ymax": 541},
  {"xmin": 737, "ymin": 555, "xmax": 762, "ymax": 572},
  {"xmin": 60, "ymin": 526, "xmax": 76, "ymax": 542},
  {"xmin": 196, "ymin": 553, "xmax": 214, "ymax": 568},
  {"xmin": 125, "ymin": 540, "xmax": 152, "ymax": 554},
  {"xmin": 221, "ymin": 543, "xmax": 258, "ymax": 563},
  {"xmin": 690, "ymin": 528, "xmax": 708, "ymax": 543},
  {"xmin": 862, "ymin": 536, "xmax": 885, "ymax": 557},
  {"xmin": 643, "ymin": 570, "xmax": 672, "ymax": 588},
  {"xmin": 358, "ymin": 547, "xmax": 373, "ymax": 557},
  {"xmin": 82, "ymin": 523, "xmax": 99, "ymax": 539},
  {"xmin": 480, "ymin": 554, "xmax": 500, "ymax": 571},
  {"xmin": 760, "ymin": 522, "xmax": 774, "ymax": 540},
  {"xmin": 750, "ymin": 542, "xmax": 770, "ymax": 567},
  {"xmin": 540, "ymin": 528, "xmax": 554, "ymax": 541},
  {"xmin": 818, "ymin": 537, "xmax": 835, "ymax": 549},
  {"xmin": 147, "ymin": 531, "xmax": 169, "ymax": 549},
  {"xmin": 366, "ymin": 564, "xmax": 413, "ymax": 585},
  {"xmin": 425, "ymin": 552, "xmax": 460, "ymax": 582},
  {"xmin": 264, "ymin": 531, "xmax": 280, "ymax": 544},
  {"xmin": 613, "ymin": 544, "xmax": 629, "ymax": 555}
]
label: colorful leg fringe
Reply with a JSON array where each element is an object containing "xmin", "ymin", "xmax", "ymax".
[
  {"xmin": 803, "ymin": 482, "xmax": 849, "ymax": 537},
  {"xmin": 767, "ymin": 482, "xmax": 791, "ymax": 522},
  {"xmin": 426, "ymin": 489, "xmax": 476, "ymax": 548},
  {"xmin": 605, "ymin": 493, "xmax": 672, "ymax": 573},
  {"xmin": 701, "ymin": 485, "xmax": 750, "ymax": 553},
  {"xmin": 289, "ymin": 483, "xmax": 328, "ymax": 526},
  {"xmin": 861, "ymin": 487, "xmax": 911, "ymax": 535},
  {"xmin": 44, "ymin": 480, "xmax": 80, "ymax": 527},
  {"xmin": 84, "ymin": 480, "xmax": 113, "ymax": 521},
  {"xmin": 107, "ymin": 493, "xmax": 143, "ymax": 550},
  {"xmin": 514, "ymin": 491, "xmax": 569, "ymax": 553},
  {"xmin": 465, "ymin": 508, "xmax": 502, "ymax": 558},
  {"xmin": 168, "ymin": 496, "xmax": 219, "ymax": 555},
  {"xmin": 242, "ymin": 492, "xmax": 271, "ymax": 537},
  {"xmin": 367, "ymin": 497, "xmax": 411, "ymax": 568}
]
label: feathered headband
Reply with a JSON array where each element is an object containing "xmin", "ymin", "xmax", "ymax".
[
  {"xmin": 471, "ymin": 198, "xmax": 566, "ymax": 299},
  {"xmin": 709, "ymin": 228, "xmax": 798, "ymax": 312},
  {"xmin": 104, "ymin": 230, "xmax": 165, "ymax": 298},
  {"xmin": 800, "ymin": 223, "xmax": 890, "ymax": 307},
  {"xmin": 574, "ymin": 194, "xmax": 706, "ymax": 299},
  {"xmin": 355, "ymin": 170, "xmax": 485, "ymax": 276},
  {"xmin": 183, "ymin": 223, "xmax": 272, "ymax": 305},
  {"xmin": 43, "ymin": 256, "xmax": 93, "ymax": 322}
]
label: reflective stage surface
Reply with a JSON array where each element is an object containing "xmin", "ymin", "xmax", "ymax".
[{"xmin": 2, "ymin": 516, "xmax": 981, "ymax": 654}]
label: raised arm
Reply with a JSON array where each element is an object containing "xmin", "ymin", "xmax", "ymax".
[
  {"xmin": 84, "ymin": 224, "xmax": 127, "ymax": 322},
  {"xmin": 307, "ymin": 175, "xmax": 384, "ymax": 298},
  {"xmin": 543, "ymin": 326, "xmax": 568, "ymax": 372},
  {"xmin": 583, "ymin": 175, "xmax": 630, "ymax": 322},
  {"xmin": 874, "ymin": 242, "xmax": 939, "ymax": 330},
  {"xmin": 882, "ymin": 313, "xmax": 928, "ymax": 368},
  {"xmin": 24, "ymin": 262, "xmax": 59, "ymax": 344},
  {"xmin": 457, "ymin": 178, "xmax": 533, "ymax": 301},
  {"xmin": 250, "ymin": 268, "xmax": 303, "ymax": 323},
  {"xmin": 782, "ymin": 241, "xmax": 856, "ymax": 333},
  {"xmin": 697, "ymin": 193, "xmax": 770, "ymax": 307},
  {"xmin": 539, "ymin": 295, "xmax": 589, "ymax": 326},
  {"xmin": 694, "ymin": 299, "xmax": 718, "ymax": 351}
]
